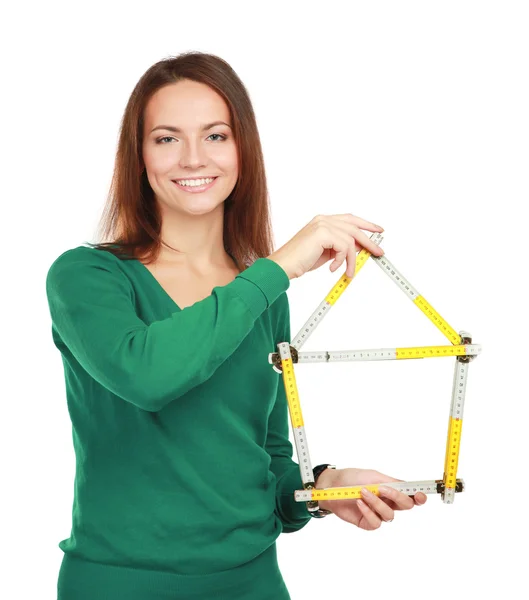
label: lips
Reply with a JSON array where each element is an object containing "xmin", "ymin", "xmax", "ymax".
[{"xmin": 172, "ymin": 177, "xmax": 218, "ymax": 193}]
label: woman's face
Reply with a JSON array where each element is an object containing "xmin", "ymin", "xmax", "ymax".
[{"xmin": 141, "ymin": 79, "xmax": 238, "ymax": 216}]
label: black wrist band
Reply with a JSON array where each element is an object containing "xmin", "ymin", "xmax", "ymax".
[
  {"xmin": 313, "ymin": 463, "xmax": 333, "ymax": 485},
  {"xmin": 309, "ymin": 464, "xmax": 336, "ymax": 518}
]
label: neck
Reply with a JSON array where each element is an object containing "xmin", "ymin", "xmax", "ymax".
[{"xmin": 156, "ymin": 202, "xmax": 236, "ymax": 272}]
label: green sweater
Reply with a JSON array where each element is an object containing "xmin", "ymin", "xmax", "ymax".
[{"xmin": 45, "ymin": 246, "xmax": 311, "ymax": 578}]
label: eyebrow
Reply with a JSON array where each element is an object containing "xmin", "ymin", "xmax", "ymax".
[{"xmin": 150, "ymin": 121, "xmax": 231, "ymax": 134}]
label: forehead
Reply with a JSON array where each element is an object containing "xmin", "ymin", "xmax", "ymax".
[{"xmin": 143, "ymin": 80, "xmax": 230, "ymax": 129}]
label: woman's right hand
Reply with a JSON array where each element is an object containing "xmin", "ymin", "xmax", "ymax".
[{"xmin": 268, "ymin": 213, "xmax": 385, "ymax": 280}]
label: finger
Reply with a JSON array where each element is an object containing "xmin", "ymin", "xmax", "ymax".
[
  {"xmin": 332, "ymin": 213, "xmax": 385, "ymax": 232},
  {"xmin": 332, "ymin": 244, "xmax": 356, "ymax": 278},
  {"xmin": 330, "ymin": 219, "xmax": 385, "ymax": 256},
  {"xmin": 378, "ymin": 486, "xmax": 415, "ymax": 510},
  {"xmin": 328, "ymin": 233, "xmax": 356, "ymax": 278},
  {"xmin": 413, "ymin": 492, "xmax": 428, "ymax": 505},
  {"xmin": 327, "ymin": 231, "xmax": 356, "ymax": 276},
  {"xmin": 356, "ymin": 499, "xmax": 382, "ymax": 529},
  {"xmin": 347, "ymin": 241, "xmax": 357, "ymax": 279},
  {"xmin": 328, "ymin": 244, "xmax": 349, "ymax": 274},
  {"xmin": 361, "ymin": 487, "xmax": 395, "ymax": 522}
]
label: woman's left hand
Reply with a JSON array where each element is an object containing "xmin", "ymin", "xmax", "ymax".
[{"xmin": 316, "ymin": 467, "xmax": 427, "ymax": 530}]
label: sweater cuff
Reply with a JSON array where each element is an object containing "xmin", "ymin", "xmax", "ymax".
[
  {"xmin": 231, "ymin": 258, "xmax": 290, "ymax": 319},
  {"xmin": 280, "ymin": 466, "xmax": 312, "ymax": 528}
]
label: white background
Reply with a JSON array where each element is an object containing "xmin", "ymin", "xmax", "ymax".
[{"xmin": 2, "ymin": 1, "xmax": 527, "ymax": 598}]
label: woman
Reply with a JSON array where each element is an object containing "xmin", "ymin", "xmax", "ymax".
[{"xmin": 46, "ymin": 51, "xmax": 426, "ymax": 599}]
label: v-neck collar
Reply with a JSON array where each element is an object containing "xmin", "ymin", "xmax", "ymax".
[
  {"xmin": 131, "ymin": 259, "xmax": 182, "ymax": 312},
  {"xmin": 129, "ymin": 254, "xmax": 244, "ymax": 313}
]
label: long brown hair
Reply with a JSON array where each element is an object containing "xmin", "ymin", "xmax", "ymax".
[{"xmin": 87, "ymin": 51, "xmax": 275, "ymax": 271}]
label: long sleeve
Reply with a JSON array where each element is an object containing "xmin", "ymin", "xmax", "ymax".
[
  {"xmin": 45, "ymin": 247, "xmax": 290, "ymax": 412},
  {"xmin": 265, "ymin": 292, "xmax": 312, "ymax": 534}
]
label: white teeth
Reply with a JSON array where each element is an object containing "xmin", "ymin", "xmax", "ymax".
[{"xmin": 175, "ymin": 177, "xmax": 215, "ymax": 187}]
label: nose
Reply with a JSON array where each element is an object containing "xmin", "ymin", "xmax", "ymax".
[{"xmin": 179, "ymin": 137, "xmax": 207, "ymax": 170}]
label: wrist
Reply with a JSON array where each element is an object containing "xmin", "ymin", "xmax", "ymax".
[
  {"xmin": 315, "ymin": 466, "xmax": 338, "ymax": 490},
  {"xmin": 315, "ymin": 466, "xmax": 338, "ymax": 514}
]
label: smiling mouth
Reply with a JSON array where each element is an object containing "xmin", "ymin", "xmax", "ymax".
[{"xmin": 172, "ymin": 177, "xmax": 219, "ymax": 193}]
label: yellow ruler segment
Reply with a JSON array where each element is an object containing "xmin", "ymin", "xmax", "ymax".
[
  {"xmin": 310, "ymin": 484, "xmax": 381, "ymax": 500},
  {"xmin": 325, "ymin": 247, "xmax": 372, "ymax": 305},
  {"xmin": 396, "ymin": 345, "xmax": 468, "ymax": 359},
  {"xmin": 444, "ymin": 417, "xmax": 463, "ymax": 489},
  {"xmin": 280, "ymin": 357, "xmax": 304, "ymax": 428},
  {"xmin": 413, "ymin": 296, "xmax": 461, "ymax": 345}
]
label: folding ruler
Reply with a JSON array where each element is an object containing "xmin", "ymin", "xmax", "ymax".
[{"xmin": 268, "ymin": 232, "xmax": 482, "ymax": 514}]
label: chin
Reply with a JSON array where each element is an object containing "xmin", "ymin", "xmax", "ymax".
[{"xmin": 183, "ymin": 198, "xmax": 225, "ymax": 215}]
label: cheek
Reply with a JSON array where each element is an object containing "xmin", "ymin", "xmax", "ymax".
[
  {"xmin": 143, "ymin": 144, "xmax": 177, "ymax": 173},
  {"xmin": 223, "ymin": 155, "xmax": 239, "ymax": 178},
  {"xmin": 213, "ymin": 143, "xmax": 238, "ymax": 173}
]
